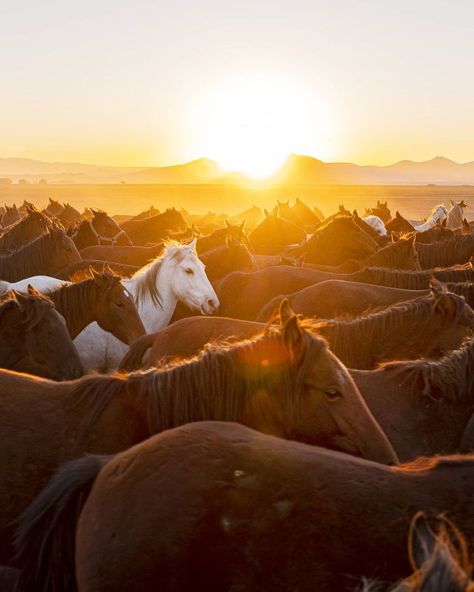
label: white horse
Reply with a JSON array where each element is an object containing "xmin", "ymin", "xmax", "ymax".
[
  {"xmin": 446, "ymin": 200, "xmax": 468, "ymax": 229},
  {"xmin": 73, "ymin": 240, "xmax": 219, "ymax": 372},
  {"xmin": 362, "ymin": 215, "xmax": 387, "ymax": 236},
  {"xmin": 414, "ymin": 204, "xmax": 448, "ymax": 232},
  {"xmin": 0, "ymin": 276, "xmax": 69, "ymax": 294}
]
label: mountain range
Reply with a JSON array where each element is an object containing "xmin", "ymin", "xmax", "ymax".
[{"xmin": 2, "ymin": 154, "xmax": 474, "ymax": 185}]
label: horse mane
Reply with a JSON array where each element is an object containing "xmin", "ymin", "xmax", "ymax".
[
  {"xmin": 131, "ymin": 241, "xmax": 193, "ymax": 306},
  {"xmin": 395, "ymin": 451, "xmax": 474, "ymax": 473},
  {"xmin": 379, "ymin": 337, "xmax": 474, "ymax": 402},
  {"xmin": 74, "ymin": 325, "xmax": 326, "ymax": 442},
  {"xmin": 365, "ymin": 238, "xmax": 418, "ymax": 270},
  {"xmin": 48, "ymin": 276, "xmax": 114, "ymax": 327},
  {"xmin": 311, "ymin": 295, "xmax": 466, "ymax": 368},
  {"xmin": 354, "ymin": 266, "xmax": 474, "ymax": 290},
  {"xmin": 417, "ymin": 235, "xmax": 474, "ymax": 269},
  {"xmin": 0, "ymin": 232, "xmax": 66, "ymax": 280},
  {"xmin": 0, "ymin": 210, "xmax": 50, "ymax": 248}
]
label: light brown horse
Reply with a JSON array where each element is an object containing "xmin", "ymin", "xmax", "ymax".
[
  {"xmin": 0, "ymin": 304, "xmax": 396, "ymax": 565},
  {"xmin": 71, "ymin": 210, "xmax": 132, "ymax": 250},
  {"xmin": 16, "ymin": 422, "xmax": 474, "ymax": 592}
]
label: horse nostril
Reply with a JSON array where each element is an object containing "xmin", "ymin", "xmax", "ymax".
[{"xmin": 208, "ymin": 298, "xmax": 218, "ymax": 310}]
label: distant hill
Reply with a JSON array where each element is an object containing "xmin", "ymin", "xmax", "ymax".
[{"xmin": 2, "ymin": 153, "xmax": 474, "ymax": 185}]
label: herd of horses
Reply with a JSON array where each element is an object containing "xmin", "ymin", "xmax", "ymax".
[{"xmin": 1, "ymin": 195, "xmax": 474, "ymax": 590}]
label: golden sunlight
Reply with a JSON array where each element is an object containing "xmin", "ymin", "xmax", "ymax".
[{"xmin": 189, "ymin": 72, "xmax": 330, "ymax": 179}]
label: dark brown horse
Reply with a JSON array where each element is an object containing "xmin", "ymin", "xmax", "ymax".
[
  {"xmin": 0, "ymin": 229, "xmax": 81, "ymax": 281},
  {"xmin": 0, "ymin": 289, "xmax": 83, "ymax": 380},
  {"xmin": 46, "ymin": 269, "xmax": 145, "ymax": 341},
  {"xmin": 352, "ymin": 337, "xmax": 474, "ymax": 462},
  {"xmin": 414, "ymin": 217, "xmax": 454, "ymax": 244},
  {"xmin": 0, "ymin": 206, "xmax": 52, "ymax": 251},
  {"xmin": 0, "ymin": 306, "xmax": 396, "ymax": 565},
  {"xmin": 17, "ymin": 422, "xmax": 474, "ymax": 592},
  {"xmin": 122, "ymin": 281, "xmax": 474, "ymax": 370},
  {"xmin": 302, "ymin": 215, "xmax": 378, "ymax": 265},
  {"xmin": 120, "ymin": 208, "xmax": 186, "ymax": 245},
  {"xmin": 385, "ymin": 211, "xmax": 416, "ymax": 235},
  {"xmin": 71, "ymin": 210, "xmax": 132, "ymax": 250},
  {"xmin": 249, "ymin": 208, "xmax": 306, "ymax": 255}
]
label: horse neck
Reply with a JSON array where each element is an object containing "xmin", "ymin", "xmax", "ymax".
[
  {"xmin": 0, "ymin": 238, "xmax": 50, "ymax": 280},
  {"xmin": 124, "ymin": 259, "xmax": 177, "ymax": 333},
  {"xmin": 133, "ymin": 338, "xmax": 290, "ymax": 435},
  {"xmin": 322, "ymin": 298, "xmax": 442, "ymax": 368},
  {"xmin": 49, "ymin": 280, "xmax": 99, "ymax": 338}
]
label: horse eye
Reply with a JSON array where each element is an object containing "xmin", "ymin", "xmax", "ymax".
[
  {"xmin": 324, "ymin": 389, "xmax": 342, "ymax": 402},
  {"xmin": 185, "ymin": 268, "xmax": 194, "ymax": 275}
]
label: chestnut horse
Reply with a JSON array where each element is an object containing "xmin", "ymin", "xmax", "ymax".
[
  {"xmin": 120, "ymin": 208, "xmax": 186, "ymax": 246},
  {"xmin": 353, "ymin": 337, "xmax": 474, "ymax": 462},
  {"xmin": 0, "ymin": 305, "xmax": 396, "ymax": 564},
  {"xmin": 121, "ymin": 281, "xmax": 474, "ymax": 370},
  {"xmin": 17, "ymin": 422, "xmax": 474, "ymax": 592},
  {"xmin": 249, "ymin": 208, "xmax": 306, "ymax": 255},
  {"xmin": 0, "ymin": 289, "xmax": 83, "ymax": 380}
]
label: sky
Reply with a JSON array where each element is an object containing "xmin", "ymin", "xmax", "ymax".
[{"xmin": 2, "ymin": 0, "xmax": 474, "ymax": 176}]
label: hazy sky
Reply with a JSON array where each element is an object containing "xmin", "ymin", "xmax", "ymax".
[{"xmin": 2, "ymin": 0, "xmax": 474, "ymax": 172}]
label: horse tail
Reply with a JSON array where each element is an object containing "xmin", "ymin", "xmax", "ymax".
[
  {"xmin": 118, "ymin": 333, "xmax": 155, "ymax": 372},
  {"xmin": 0, "ymin": 280, "xmax": 10, "ymax": 294},
  {"xmin": 16, "ymin": 454, "xmax": 110, "ymax": 592}
]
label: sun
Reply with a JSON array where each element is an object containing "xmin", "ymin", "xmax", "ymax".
[{"xmin": 189, "ymin": 72, "xmax": 330, "ymax": 179}]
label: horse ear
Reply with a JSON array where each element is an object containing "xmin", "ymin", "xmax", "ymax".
[
  {"xmin": 280, "ymin": 300, "xmax": 304, "ymax": 358},
  {"xmin": 450, "ymin": 199, "xmax": 455, "ymax": 206},
  {"xmin": 240, "ymin": 220, "xmax": 245, "ymax": 232},
  {"xmin": 396, "ymin": 211, "xmax": 401, "ymax": 218},
  {"xmin": 408, "ymin": 512, "xmax": 437, "ymax": 571},
  {"xmin": 431, "ymin": 279, "xmax": 457, "ymax": 317},
  {"xmin": 188, "ymin": 237, "xmax": 197, "ymax": 251},
  {"xmin": 89, "ymin": 266, "xmax": 102, "ymax": 283},
  {"xmin": 264, "ymin": 208, "xmax": 270, "ymax": 218},
  {"xmin": 352, "ymin": 209, "xmax": 358, "ymax": 216},
  {"xmin": 27, "ymin": 284, "xmax": 42, "ymax": 297},
  {"xmin": 442, "ymin": 217, "xmax": 447, "ymax": 228},
  {"xmin": 225, "ymin": 220, "xmax": 230, "ymax": 228}
]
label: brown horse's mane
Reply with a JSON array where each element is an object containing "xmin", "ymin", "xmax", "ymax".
[
  {"xmin": 131, "ymin": 241, "xmax": 191, "ymax": 306},
  {"xmin": 74, "ymin": 325, "xmax": 326, "ymax": 441},
  {"xmin": 417, "ymin": 235, "xmax": 474, "ymax": 268},
  {"xmin": 0, "ymin": 231, "xmax": 66, "ymax": 279},
  {"xmin": 379, "ymin": 337, "xmax": 474, "ymax": 403},
  {"xmin": 395, "ymin": 451, "xmax": 474, "ymax": 473},
  {"xmin": 307, "ymin": 295, "xmax": 466, "ymax": 368},
  {"xmin": 354, "ymin": 265, "xmax": 474, "ymax": 290}
]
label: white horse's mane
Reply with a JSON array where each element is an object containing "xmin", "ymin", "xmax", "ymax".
[{"xmin": 131, "ymin": 241, "xmax": 196, "ymax": 306}]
